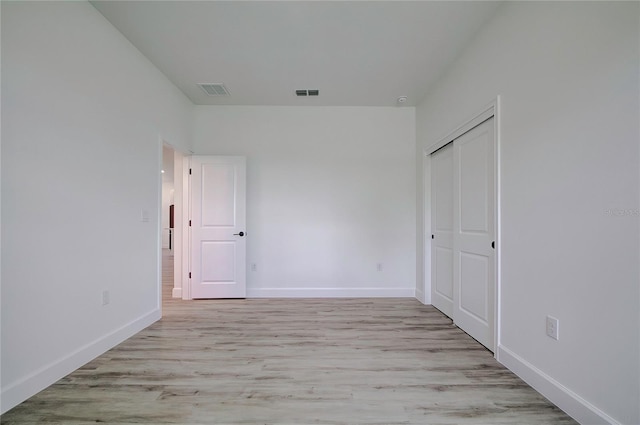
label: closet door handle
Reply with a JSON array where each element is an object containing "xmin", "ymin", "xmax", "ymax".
[{"xmin": 234, "ymin": 231, "xmax": 245, "ymax": 237}]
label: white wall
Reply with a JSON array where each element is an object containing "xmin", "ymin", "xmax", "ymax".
[
  {"xmin": 1, "ymin": 1, "xmax": 193, "ymax": 413},
  {"xmin": 416, "ymin": 2, "xmax": 639, "ymax": 424},
  {"xmin": 194, "ymin": 106, "xmax": 416, "ymax": 297},
  {"xmin": 161, "ymin": 183, "xmax": 174, "ymax": 249}
]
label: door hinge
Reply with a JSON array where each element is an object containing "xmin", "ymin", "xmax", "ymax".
[
  {"xmin": 189, "ymin": 168, "xmax": 192, "ymax": 175},
  {"xmin": 431, "ymin": 234, "xmax": 434, "ymax": 239},
  {"xmin": 189, "ymin": 220, "xmax": 191, "ymax": 227},
  {"xmin": 189, "ymin": 272, "xmax": 191, "ymax": 279},
  {"xmin": 491, "ymin": 241, "xmax": 495, "ymax": 249}
]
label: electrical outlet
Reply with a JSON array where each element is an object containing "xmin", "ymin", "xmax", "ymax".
[
  {"xmin": 251, "ymin": 263, "xmax": 257, "ymax": 272},
  {"xmin": 377, "ymin": 263, "xmax": 383, "ymax": 272},
  {"xmin": 546, "ymin": 315, "xmax": 559, "ymax": 340},
  {"xmin": 102, "ymin": 290, "xmax": 110, "ymax": 306}
]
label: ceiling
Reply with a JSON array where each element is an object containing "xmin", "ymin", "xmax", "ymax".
[{"xmin": 91, "ymin": 1, "xmax": 502, "ymax": 107}]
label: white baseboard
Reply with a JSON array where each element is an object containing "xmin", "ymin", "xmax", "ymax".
[
  {"xmin": 415, "ymin": 288, "xmax": 425, "ymax": 304},
  {"xmin": 497, "ymin": 345, "xmax": 620, "ymax": 425},
  {"xmin": 1, "ymin": 309, "xmax": 161, "ymax": 415},
  {"xmin": 171, "ymin": 287, "xmax": 182, "ymax": 298},
  {"xmin": 247, "ymin": 287, "xmax": 416, "ymax": 298}
]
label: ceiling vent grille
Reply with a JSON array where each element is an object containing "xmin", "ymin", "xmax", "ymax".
[
  {"xmin": 198, "ymin": 83, "xmax": 230, "ymax": 96},
  {"xmin": 296, "ymin": 89, "xmax": 319, "ymax": 97}
]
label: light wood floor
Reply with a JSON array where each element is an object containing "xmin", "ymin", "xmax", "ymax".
[{"xmin": 1, "ymin": 250, "xmax": 576, "ymax": 424}]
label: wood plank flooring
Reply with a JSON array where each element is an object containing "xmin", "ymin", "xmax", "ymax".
[{"xmin": 1, "ymin": 251, "xmax": 576, "ymax": 424}]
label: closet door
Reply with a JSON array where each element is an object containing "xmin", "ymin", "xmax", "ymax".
[
  {"xmin": 452, "ymin": 117, "xmax": 495, "ymax": 350},
  {"xmin": 430, "ymin": 143, "xmax": 454, "ymax": 317}
]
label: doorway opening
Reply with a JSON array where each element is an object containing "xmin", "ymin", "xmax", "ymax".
[
  {"xmin": 160, "ymin": 142, "xmax": 189, "ymax": 306},
  {"xmin": 161, "ymin": 144, "xmax": 176, "ymax": 304}
]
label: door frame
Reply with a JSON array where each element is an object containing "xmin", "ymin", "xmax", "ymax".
[
  {"xmin": 172, "ymin": 150, "xmax": 191, "ymax": 301},
  {"xmin": 422, "ymin": 97, "xmax": 501, "ymax": 355},
  {"xmin": 156, "ymin": 138, "xmax": 193, "ymax": 303},
  {"xmin": 180, "ymin": 154, "xmax": 191, "ymax": 300}
]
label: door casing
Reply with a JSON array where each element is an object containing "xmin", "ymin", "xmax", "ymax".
[{"xmin": 422, "ymin": 97, "xmax": 501, "ymax": 355}]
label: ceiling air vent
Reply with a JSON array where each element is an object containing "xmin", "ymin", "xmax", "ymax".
[
  {"xmin": 198, "ymin": 83, "xmax": 230, "ymax": 96},
  {"xmin": 296, "ymin": 89, "xmax": 319, "ymax": 97}
]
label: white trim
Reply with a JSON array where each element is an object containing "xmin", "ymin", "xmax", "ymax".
[
  {"xmin": 0, "ymin": 309, "xmax": 160, "ymax": 415},
  {"xmin": 422, "ymin": 97, "xmax": 501, "ymax": 355},
  {"xmin": 421, "ymin": 152, "xmax": 432, "ymax": 306},
  {"xmin": 493, "ymin": 97, "xmax": 502, "ymax": 350},
  {"xmin": 182, "ymin": 155, "xmax": 191, "ymax": 300},
  {"xmin": 248, "ymin": 287, "xmax": 416, "ymax": 298},
  {"xmin": 157, "ymin": 137, "xmax": 164, "ymax": 313},
  {"xmin": 425, "ymin": 100, "xmax": 497, "ymax": 155},
  {"xmin": 172, "ymin": 149, "xmax": 183, "ymax": 299},
  {"xmin": 415, "ymin": 288, "xmax": 425, "ymax": 304},
  {"xmin": 498, "ymin": 345, "xmax": 620, "ymax": 425}
]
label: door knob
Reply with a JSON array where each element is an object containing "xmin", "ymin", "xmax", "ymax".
[{"xmin": 234, "ymin": 231, "xmax": 245, "ymax": 237}]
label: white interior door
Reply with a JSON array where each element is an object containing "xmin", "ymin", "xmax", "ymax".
[
  {"xmin": 431, "ymin": 143, "xmax": 454, "ymax": 317},
  {"xmin": 452, "ymin": 117, "xmax": 495, "ymax": 350},
  {"xmin": 190, "ymin": 156, "xmax": 246, "ymax": 299}
]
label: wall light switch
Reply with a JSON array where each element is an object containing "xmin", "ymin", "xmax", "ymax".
[{"xmin": 141, "ymin": 209, "xmax": 150, "ymax": 223}]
